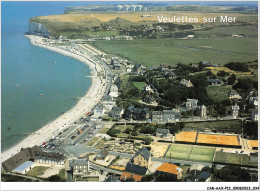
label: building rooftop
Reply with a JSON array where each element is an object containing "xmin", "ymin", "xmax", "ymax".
[
  {"xmin": 133, "ymin": 147, "xmax": 151, "ymax": 161},
  {"xmin": 247, "ymin": 140, "xmax": 258, "ymax": 149},
  {"xmin": 120, "ymin": 172, "xmax": 143, "ymax": 181},
  {"xmin": 13, "ymin": 161, "xmax": 35, "ymax": 173},
  {"xmin": 156, "ymin": 163, "xmax": 181, "ymax": 175},
  {"xmin": 125, "ymin": 163, "xmax": 148, "ymax": 175}
]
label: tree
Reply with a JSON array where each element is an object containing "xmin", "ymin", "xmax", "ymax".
[
  {"xmin": 48, "ymin": 175, "xmax": 64, "ymax": 182},
  {"xmin": 228, "ymin": 74, "xmax": 236, "ymax": 85},
  {"xmin": 215, "ymin": 165, "xmax": 250, "ymax": 182}
]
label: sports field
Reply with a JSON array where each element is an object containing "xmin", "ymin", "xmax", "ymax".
[
  {"xmin": 214, "ymin": 152, "xmax": 258, "ymax": 167},
  {"xmin": 165, "ymin": 144, "xmax": 215, "ymax": 163},
  {"xmin": 174, "ymin": 131, "xmax": 197, "ymax": 143},
  {"xmin": 196, "ymin": 134, "xmax": 240, "ymax": 147},
  {"xmin": 247, "ymin": 140, "xmax": 258, "ymax": 150}
]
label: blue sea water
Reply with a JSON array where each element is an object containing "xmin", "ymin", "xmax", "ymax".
[{"xmin": 1, "ymin": 2, "xmax": 96, "ymax": 151}]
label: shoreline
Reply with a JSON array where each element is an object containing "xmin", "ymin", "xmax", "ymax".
[{"xmin": 1, "ymin": 35, "xmax": 108, "ymax": 162}]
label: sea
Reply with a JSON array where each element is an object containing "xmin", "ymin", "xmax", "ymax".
[{"xmin": 1, "ymin": 1, "xmax": 98, "ymax": 151}]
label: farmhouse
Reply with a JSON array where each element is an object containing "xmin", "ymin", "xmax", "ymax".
[
  {"xmin": 156, "ymin": 163, "xmax": 183, "ymax": 180},
  {"xmin": 152, "ymin": 110, "xmax": 180, "ymax": 122}
]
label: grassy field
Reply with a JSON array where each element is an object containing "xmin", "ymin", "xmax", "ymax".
[
  {"xmin": 165, "ymin": 144, "xmax": 215, "ymax": 162},
  {"xmin": 94, "ymin": 138, "xmax": 106, "ymax": 149},
  {"xmin": 214, "ymin": 152, "xmax": 258, "ymax": 167},
  {"xmin": 206, "ymin": 85, "xmax": 233, "ymax": 102},
  {"xmin": 183, "ymin": 120, "xmax": 242, "ymax": 133},
  {"xmin": 99, "ymin": 127, "xmax": 110, "ymax": 134},
  {"xmin": 86, "ymin": 137, "xmax": 99, "ymax": 146},
  {"xmin": 26, "ymin": 166, "xmax": 49, "ymax": 177},
  {"xmin": 92, "ymin": 38, "xmax": 257, "ymax": 67},
  {"xmin": 58, "ymin": 169, "xmax": 66, "ymax": 179},
  {"xmin": 133, "ymin": 82, "xmax": 146, "ymax": 91}
]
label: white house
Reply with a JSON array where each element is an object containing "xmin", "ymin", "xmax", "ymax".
[{"xmin": 12, "ymin": 161, "xmax": 35, "ymax": 174}]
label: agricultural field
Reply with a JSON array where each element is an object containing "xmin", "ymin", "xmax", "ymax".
[
  {"xmin": 214, "ymin": 152, "xmax": 258, "ymax": 167},
  {"xmin": 165, "ymin": 144, "xmax": 215, "ymax": 163},
  {"xmin": 91, "ymin": 38, "xmax": 257, "ymax": 67},
  {"xmin": 206, "ymin": 85, "xmax": 233, "ymax": 102}
]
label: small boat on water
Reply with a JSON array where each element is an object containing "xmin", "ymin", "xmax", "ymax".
[
  {"xmin": 39, "ymin": 94, "xmax": 43, "ymax": 96},
  {"xmin": 8, "ymin": 115, "xmax": 11, "ymax": 117},
  {"xmin": 54, "ymin": 61, "xmax": 56, "ymax": 64},
  {"xmin": 16, "ymin": 83, "xmax": 19, "ymax": 88}
]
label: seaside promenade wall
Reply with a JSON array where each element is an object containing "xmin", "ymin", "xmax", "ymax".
[{"xmin": 28, "ymin": 21, "xmax": 50, "ymax": 38}]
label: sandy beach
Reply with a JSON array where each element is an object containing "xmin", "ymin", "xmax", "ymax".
[{"xmin": 1, "ymin": 35, "xmax": 108, "ymax": 162}]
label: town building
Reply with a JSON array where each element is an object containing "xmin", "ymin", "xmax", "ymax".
[
  {"xmin": 201, "ymin": 61, "xmax": 212, "ymax": 67},
  {"xmin": 164, "ymin": 70, "xmax": 177, "ymax": 79},
  {"xmin": 95, "ymin": 148, "xmax": 109, "ymax": 162},
  {"xmin": 125, "ymin": 147, "xmax": 151, "ymax": 175},
  {"xmin": 104, "ymin": 175, "xmax": 121, "ymax": 182},
  {"xmin": 12, "ymin": 161, "xmax": 35, "ymax": 174},
  {"xmin": 71, "ymin": 158, "xmax": 89, "ymax": 176},
  {"xmin": 152, "ymin": 110, "xmax": 180, "ymax": 122},
  {"xmin": 156, "ymin": 128, "xmax": 170, "ymax": 138},
  {"xmin": 180, "ymin": 79, "xmax": 193, "ymax": 87},
  {"xmin": 143, "ymin": 84, "xmax": 153, "ymax": 93},
  {"xmin": 109, "ymin": 106, "xmax": 124, "ymax": 120},
  {"xmin": 2, "ymin": 145, "xmax": 42, "ymax": 172},
  {"xmin": 120, "ymin": 172, "xmax": 143, "ymax": 182},
  {"xmin": 249, "ymin": 97, "xmax": 258, "ymax": 106},
  {"xmin": 91, "ymin": 104, "xmax": 104, "ymax": 121},
  {"xmin": 143, "ymin": 94, "xmax": 156, "ymax": 104},
  {"xmin": 251, "ymin": 107, "xmax": 258, "ymax": 122},
  {"xmin": 34, "ymin": 151, "xmax": 66, "ymax": 165},
  {"xmin": 102, "ymin": 96, "xmax": 116, "ymax": 113},
  {"xmin": 208, "ymin": 79, "xmax": 223, "ymax": 86},
  {"xmin": 231, "ymin": 103, "xmax": 240, "ymax": 118},
  {"xmin": 228, "ymin": 90, "xmax": 242, "ymax": 100},
  {"xmin": 156, "ymin": 163, "xmax": 183, "ymax": 180},
  {"xmin": 195, "ymin": 171, "xmax": 212, "ymax": 182},
  {"xmin": 160, "ymin": 63, "xmax": 168, "ymax": 72},
  {"xmin": 187, "ymin": 34, "xmax": 195, "ymax": 38},
  {"xmin": 124, "ymin": 106, "xmax": 150, "ymax": 121},
  {"xmin": 196, "ymin": 105, "xmax": 207, "ymax": 118},
  {"xmin": 109, "ymin": 85, "xmax": 119, "ymax": 99},
  {"xmin": 186, "ymin": 99, "xmax": 198, "ymax": 110},
  {"xmin": 132, "ymin": 64, "xmax": 142, "ymax": 75}
]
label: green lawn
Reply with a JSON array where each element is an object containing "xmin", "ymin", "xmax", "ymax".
[
  {"xmin": 206, "ymin": 85, "xmax": 233, "ymax": 102},
  {"xmin": 58, "ymin": 169, "xmax": 66, "ymax": 179},
  {"xmin": 26, "ymin": 166, "xmax": 49, "ymax": 177},
  {"xmin": 86, "ymin": 137, "xmax": 99, "ymax": 146},
  {"xmin": 165, "ymin": 144, "xmax": 215, "ymax": 163},
  {"xmin": 214, "ymin": 152, "xmax": 258, "ymax": 167},
  {"xmin": 132, "ymin": 82, "xmax": 146, "ymax": 91},
  {"xmin": 92, "ymin": 38, "xmax": 257, "ymax": 67}
]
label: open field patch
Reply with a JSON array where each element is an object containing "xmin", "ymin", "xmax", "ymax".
[
  {"xmin": 214, "ymin": 152, "xmax": 258, "ymax": 167},
  {"xmin": 165, "ymin": 144, "xmax": 215, "ymax": 163},
  {"xmin": 92, "ymin": 38, "xmax": 257, "ymax": 67}
]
